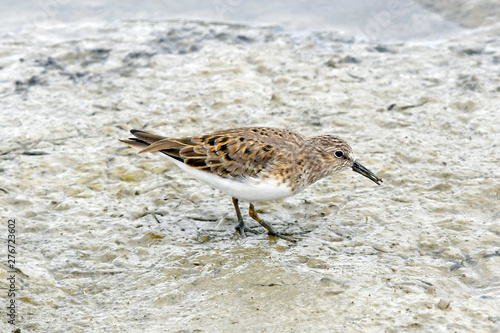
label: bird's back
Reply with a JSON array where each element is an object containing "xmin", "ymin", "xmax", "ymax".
[{"xmin": 122, "ymin": 127, "xmax": 306, "ymax": 180}]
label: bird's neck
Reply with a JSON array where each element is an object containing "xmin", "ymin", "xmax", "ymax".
[
  {"xmin": 284, "ymin": 144, "xmax": 338, "ymax": 194},
  {"xmin": 305, "ymin": 147, "xmax": 337, "ymax": 182}
]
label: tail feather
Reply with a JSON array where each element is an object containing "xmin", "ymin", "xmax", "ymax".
[
  {"xmin": 120, "ymin": 129, "xmax": 167, "ymax": 149},
  {"xmin": 119, "ymin": 138, "xmax": 150, "ymax": 149},
  {"xmin": 120, "ymin": 129, "xmax": 185, "ymax": 163},
  {"xmin": 130, "ymin": 129, "xmax": 166, "ymax": 144}
]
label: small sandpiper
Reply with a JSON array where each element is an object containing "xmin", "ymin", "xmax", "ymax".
[{"xmin": 120, "ymin": 127, "xmax": 382, "ymax": 242}]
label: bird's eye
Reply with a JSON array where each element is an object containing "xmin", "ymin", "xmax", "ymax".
[{"xmin": 334, "ymin": 150, "xmax": 344, "ymax": 158}]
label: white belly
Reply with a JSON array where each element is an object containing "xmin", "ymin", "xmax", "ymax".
[{"xmin": 168, "ymin": 158, "xmax": 293, "ymax": 202}]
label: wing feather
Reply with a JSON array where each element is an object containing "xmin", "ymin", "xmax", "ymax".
[{"xmin": 120, "ymin": 127, "xmax": 305, "ymax": 179}]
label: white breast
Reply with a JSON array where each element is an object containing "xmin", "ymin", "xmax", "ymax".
[{"xmin": 167, "ymin": 157, "xmax": 293, "ymax": 202}]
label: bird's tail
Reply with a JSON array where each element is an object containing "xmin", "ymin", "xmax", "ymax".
[{"xmin": 119, "ymin": 129, "xmax": 166, "ymax": 150}]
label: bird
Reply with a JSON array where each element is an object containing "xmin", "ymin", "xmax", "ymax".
[{"xmin": 120, "ymin": 127, "xmax": 382, "ymax": 242}]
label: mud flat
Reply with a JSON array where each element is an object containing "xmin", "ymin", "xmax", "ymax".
[{"xmin": 1, "ymin": 2, "xmax": 499, "ymax": 332}]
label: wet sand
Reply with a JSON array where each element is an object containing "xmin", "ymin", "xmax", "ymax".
[{"xmin": 1, "ymin": 2, "xmax": 500, "ymax": 332}]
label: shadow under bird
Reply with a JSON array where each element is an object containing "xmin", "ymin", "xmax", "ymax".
[{"xmin": 120, "ymin": 127, "xmax": 382, "ymax": 242}]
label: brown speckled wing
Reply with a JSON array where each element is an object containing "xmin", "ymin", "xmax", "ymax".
[{"xmin": 135, "ymin": 127, "xmax": 304, "ymax": 179}]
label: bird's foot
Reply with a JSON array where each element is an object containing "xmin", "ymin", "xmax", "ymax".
[
  {"xmin": 236, "ymin": 222, "xmax": 313, "ymax": 243},
  {"xmin": 235, "ymin": 221, "xmax": 261, "ymax": 237},
  {"xmin": 265, "ymin": 225, "xmax": 317, "ymax": 243},
  {"xmin": 268, "ymin": 231, "xmax": 298, "ymax": 243},
  {"xmin": 235, "ymin": 220, "xmax": 246, "ymax": 237}
]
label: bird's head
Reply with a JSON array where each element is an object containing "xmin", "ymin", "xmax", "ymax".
[{"xmin": 317, "ymin": 135, "xmax": 383, "ymax": 185}]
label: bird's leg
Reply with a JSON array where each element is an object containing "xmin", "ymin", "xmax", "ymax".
[
  {"xmin": 248, "ymin": 203, "xmax": 297, "ymax": 243},
  {"xmin": 232, "ymin": 197, "xmax": 246, "ymax": 237}
]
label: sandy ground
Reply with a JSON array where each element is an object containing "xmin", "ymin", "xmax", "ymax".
[{"xmin": 1, "ymin": 4, "xmax": 500, "ymax": 333}]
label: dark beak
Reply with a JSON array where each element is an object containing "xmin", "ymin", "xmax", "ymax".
[{"xmin": 352, "ymin": 160, "xmax": 383, "ymax": 185}]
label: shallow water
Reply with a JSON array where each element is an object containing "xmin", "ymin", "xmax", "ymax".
[{"xmin": 1, "ymin": 2, "xmax": 500, "ymax": 332}]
